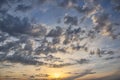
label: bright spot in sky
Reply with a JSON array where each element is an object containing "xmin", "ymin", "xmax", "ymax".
[{"xmin": 52, "ymin": 73, "xmax": 61, "ymax": 79}]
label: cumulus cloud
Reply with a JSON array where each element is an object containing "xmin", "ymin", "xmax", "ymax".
[{"xmin": 91, "ymin": 13, "xmax": 114, "ymax": 37}]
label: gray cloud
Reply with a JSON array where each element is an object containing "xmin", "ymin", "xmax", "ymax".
[
  {"xmin": 87, "ymin": 70, "xmax": 120, "ymax": 80},
  {"xmin": 15, "ymin": 4, "xmax": 32, "ymax": 12},
  {"xmin": 35, "ymin": 73, "xmax": 49, "ymax": 77},
  {"xmin": 75, "ymin": 58, "xmax": 90, "ymax": 64},
  {"xmin": 64, "ymin": 14, "xmax": 78, "ymax": 25},
  {"xmin": 65, "ymin": 69, "xmax": 96, "ymax": 80},
  {"xmin": 111, "ymin": 0, "xmax": 120, "ymax": 12},
  {"xmin": 0, "ymin": 14, "xmax": 31, "ymax": 35},
  {"xmin": 49, "ymin": 63, "xmax": 75, "ymax": 68},
  {"xmin": 2, "ymin": 50, "xmax": 45, "ymax": 65},
  {"xmin": 47, "ymin": 26, "xmax": 62, "ymax": 37},
  {"xmin": 57, "ymin": 0, "xmax": 77, "ymax": 9}
]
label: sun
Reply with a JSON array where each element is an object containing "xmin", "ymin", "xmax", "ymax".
[{"xmin": 53, "ymin": 73, "xmax": 61, "ymax": 79}]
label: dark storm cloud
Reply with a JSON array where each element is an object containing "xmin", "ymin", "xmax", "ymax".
[
  {"xmin": 64, "ymin": 14, "xmax": 78, "ymax": 25},
  {"xmin": 65, "ymin": 69, "xmax": 96, "ymax": 80},
  {"xmin": 15, "ymin": 4, "xmax": 32, "ymax": 12}
]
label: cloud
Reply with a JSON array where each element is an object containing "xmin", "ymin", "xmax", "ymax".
[
  {"xmin": 35, "ymin": 73, "xmax": 49, "ymax": 77},
  {"xmin": 64, "ymin": 14, "xmax": 78, "ymax": 25},
  {"xmin": 64, "ymin": 69, "xmax": 96, "ymax": 80},
  {"xmin": 91, "ymin": 12, "xmax": 117, "ymax": 39},
  {"xmin": 57, "ymin": 0, "xmax": 77, "ymax": 9},
  {"xmin": 46, "ymin": 26, "xmax": 62, "ymax": 37},
  {"xmin": 74, "ymin": 0, "xmax": 101, "ymax": 17},
  {"xmin": 30, "ymin": 24, "xmax": 47, "ymax": 36},
  {"xmin": 15, "ymin": 4, "xmax": 32, "ymax": 12},
  {"xmin": 87, "ymin": 70, "xmax": 120, "ymax": 80},
  {"xmin": 0, "ymin": 13, "xmax": 48, "ymax": 37},
  {"xmin": 34, "ymin": 44, "xmax": 57, "ymax": 55},
  {"xmin": 49, "ymin": 63, "xmax": 75, "ymax": 68},
  {"xmin": 0, "ymin": 0, "xmax": 8, "ymax": 8},
  {"xmin": 0, "ymin": 41, "xmax": 19, "ymax": 52},
  {"xmin": 0, "ymin": 14, "xmax": 31, "ymax": 35},
  {"xmin": 111, "ymin": 0, "xmax": 120, "ymax": 12},
  {"xmin": 2, "ymin": 50, "xmax": 45, "ymax": 65},
  {"xmin": 75, "ymin": 58, "xmax": 90, "ymax": 64}
]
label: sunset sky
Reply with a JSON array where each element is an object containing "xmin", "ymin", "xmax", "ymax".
[{"xmin": 0, "ymin": 0, "xmax": 120, "ymax": 80}]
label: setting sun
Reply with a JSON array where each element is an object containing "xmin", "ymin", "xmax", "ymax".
[{"xmin": 53, "ymin": 73, "xmax": 61, "ymax": 78}]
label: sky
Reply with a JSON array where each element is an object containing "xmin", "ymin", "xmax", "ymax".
[{"xmin": 0, "ymin": 0, "xmax": 120, "ymax": 80}]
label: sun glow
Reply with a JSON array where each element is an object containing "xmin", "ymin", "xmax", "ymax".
[{"xmin": 53, "ymin": 73, "xmax": 61, "ymax": 78}]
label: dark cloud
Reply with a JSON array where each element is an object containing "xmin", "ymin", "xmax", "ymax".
[
  {"xmin": 0, "ymin": 13, "xmax": 48, "ymax": 37},
  {"xmin": 0, "ymin": 0, "xmax": 8, "ymax": 8},
  {"xmin": 34, "ymin": 44, "xmax": 57, "ymax": 55},
  {"xmin": 0, "ymin": 14, "xmax": 31, "ymax": 35},
  {"xmin": 35, "ymin": 73, "xmax": 49, "ymax": 77},
  {"xmin": 105, "ymin": 56, "xmax": 115, "ymax": 60},
  {"xmin": 87, "ymin": 70, "xmax": 120, "ymax": 80},
  {"xmin": 91, "ymin": 13, "xmax": 117, "ymax": 39},
  {"xmin": 30, "ymin": 24, "xmax": 47, "ymax": 36},
  {"xmin": 47, "ymin": 26, "xmax": 62, "ymax": 37},
  {"xmin": 15, "ymin": 4, "xmax": 32, "ymax": 12},
  {"xmin": 111, "ymin": 0, "xmax": 120, "ymax": 12},
  {"xmin": 64, "ymin": 69, "xmax": 96, "ymax": 80},
  {"xmin": 57, "ymin": 0, "xmax": 77, "ymax": 8},
  {"xmin": 52, "ymin": 37, "xmax": 60, "ymax": 44},
  {"xmin": 76, "ymin": 58, "xmax": 89, "ymax": 64},
  {"xmin": 0, "ymin": 9, "xmax": 8, "ymax": 15},
  {"xmin": 35, "ymin": 68, "xmax": 41, "ymax": 71},
  {"xmin": 66, "ymin": 26, "xmax": 81, "ymax": 35},
  {"xmin": 2, "ymin": 51, "xmax": 45, "ymax": 65},
  {"xmin": 49, "ymin": 63, "xmax": 75, "ymax": 68},
  {"xmin": 104, "ymin": 55, "xmax": 120, "ymax": 60},
  {"xmin": 64, "ymin": 14, "xmax": 78, "ymax": 25},
  {"xmin": 0, "ymin": 41, "xmax": 20, "ymax": 52}
]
